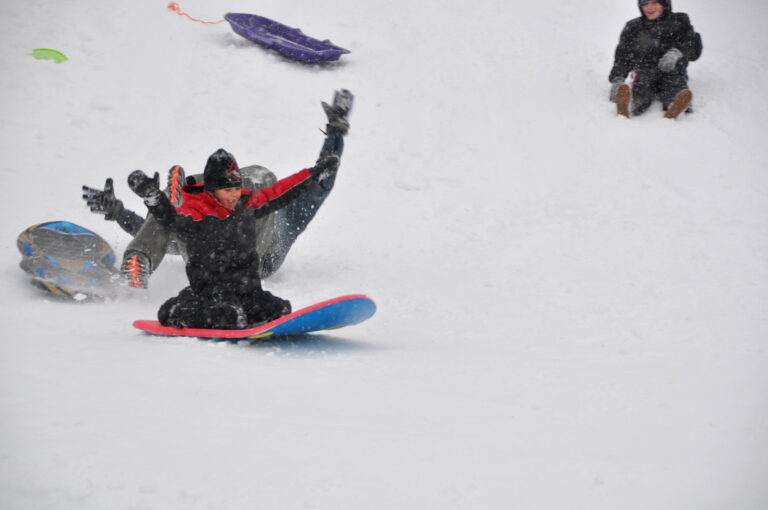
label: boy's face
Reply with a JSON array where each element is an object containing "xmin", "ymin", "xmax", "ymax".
[
  {"xmin": 642, "ymin": 1, "xmax": 665, "ymax": 20},
  {"xmin": 212, "ymin": 187, "xmax": 242, "ymax": 211}
]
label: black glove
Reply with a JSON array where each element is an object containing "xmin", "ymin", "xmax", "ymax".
[
  {"xmin": 321, "ymin": 89, "xmax": 354, "ymax": 135},
  {"xmin": 127, "ymin": 170, "xmax": 162, "ymax": 205},
  {"xmin": 310, "ymin": 155, "xmax": 340, "ymax": 183},
  {"xmin": 82, "ymin": 178, "xmax": 124, "ymax": 221},
  {"xmin": 658, "ymin": 48, "xmax": 683, "ymax": 73}
]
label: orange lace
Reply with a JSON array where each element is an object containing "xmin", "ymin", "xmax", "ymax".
[
  {"xmin": 125, "ymin": 255, "xmax": 145, "ymax": 288},
  {"xmin": 169, "ymin": 165, "xmax": 183, "ymax": 205}
]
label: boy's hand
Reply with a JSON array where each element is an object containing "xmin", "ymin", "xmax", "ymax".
[
  {"xmin": 128, "ymin": 170, "xmax": 162, "ymax": 205},
  {"xmin": 658, "ymin": 48, "xmax": 683, "ymax": 72},
  {"xmin": 82, "ymin": 178, "xmax": 123, "ymax": 220},
  {"xmin": 322, "ymin": 89, "xmax": 354, "ymax": 135}
]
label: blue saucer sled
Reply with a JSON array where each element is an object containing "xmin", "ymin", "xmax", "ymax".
[
  {"xmin": 224, "ymin": 13, "xmax": 350, "ymax": 62},
  {"xmin": 134, "ymin": 294, "xmax": 376, "ymax": 340},
  {"xmin": 17, "ymin": 221, "xmax": 118, "ymax": 301}
]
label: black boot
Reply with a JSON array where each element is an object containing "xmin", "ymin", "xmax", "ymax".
[
  {"xmin": 205, "ymin": 302, "xmax": 248, "ymax": 329},
  {"xmin": 245, "ymin": 291, "xmax": 292, "ymax": 325},
  {"xmin": 121, "ymin": 250, "xmax": 151, "ymax": 289}
]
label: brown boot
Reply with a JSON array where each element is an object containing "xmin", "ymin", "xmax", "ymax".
[
  {"xmin": 616, "ymin": 84, "xmax": 631, "ymax": 118},
  {"xmin": 664, "ymin": 89, "xmax": 693, "ymax": 119}
]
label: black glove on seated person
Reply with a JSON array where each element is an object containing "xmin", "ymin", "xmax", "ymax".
[
  {"xmin": 658, "ymin": 48, "xmax": 683, "ymax": 73},
  {"xmin": 127, "ymin": 170, "xmax": 162, "ymax": 205},
  {"xmin": 82, "ymin": 177, "xmax": 124, "ymax": 221},
  {"xmin": 321, "ymin": 89, "xmax": 354, "ymax": 135}
]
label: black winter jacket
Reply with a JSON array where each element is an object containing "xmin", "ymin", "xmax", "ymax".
[
  {"xmin": 609, "ymin": 5, "xmax": 702, "ymax": 83},
  {"xmin": 147, "ymin": 169, "xmax": 314, "ymax": 298}
]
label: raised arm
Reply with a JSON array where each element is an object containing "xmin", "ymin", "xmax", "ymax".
[
  {"xmin": 82, "ymin": 178, "xmax": 145, "ymax": 235},
  {"xmin": 248, "ymin": 156, "xmax": 340, "ymax": 218},
  {"xmin": 126, "ymin": 170, "xmax": 178, "ymax": 228}
]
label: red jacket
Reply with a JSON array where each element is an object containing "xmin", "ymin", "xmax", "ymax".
[
  {"xmin": 177, "ymin": 168, "xmax": 312, "ymax": 220},
  {"xmin": 149, "ymin": 168, "xmax": 314, "ymax": 296}
]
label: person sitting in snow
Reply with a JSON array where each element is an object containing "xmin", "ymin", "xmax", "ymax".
[
  {"xmin": 608, "ymin": 0, "xmax": 702, "ymax": 119},
  {"xmin": 126, "ymin": 148, "xmax": 341, "ymax": 329},
  {"xmin": 82, "ymin": 89, "xmax": 353, "ymax": 288}
]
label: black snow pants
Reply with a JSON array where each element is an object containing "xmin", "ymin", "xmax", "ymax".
[
  {"xmin": 630, "ymin": 67, "xmax": 690, "ymax": 116},
  {"xmin": 158, "ymin": 286, "xmax": 292, "ymax": 329}
]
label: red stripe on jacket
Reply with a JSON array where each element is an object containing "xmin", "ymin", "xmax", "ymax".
[{"xmin": 176, "ymin": 169, "xmax": 312, "ymax": 221}]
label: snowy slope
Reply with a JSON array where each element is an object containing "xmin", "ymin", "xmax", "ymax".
[{"xmin": 1, "ymin": 1, "xmax": 766, "ymax": 509}]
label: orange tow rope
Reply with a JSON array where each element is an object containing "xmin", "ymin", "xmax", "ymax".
[{"xmin": 167, "ymin": 2, "xmax": 225, "ymax": 24}]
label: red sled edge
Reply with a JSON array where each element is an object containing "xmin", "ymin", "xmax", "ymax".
[{"xmin": 133, "ymin": 294, "xmax": 373, "ymax": 339}]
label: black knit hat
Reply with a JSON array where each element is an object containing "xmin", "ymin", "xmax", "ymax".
[{"xmin": 203, "ymin": 149, "xmax": 242, "ymax": 191}]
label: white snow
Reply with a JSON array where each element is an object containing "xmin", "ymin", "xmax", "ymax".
[{"xmin": 1, "ymin": 0, "xmax": 767, "ymax": 508}]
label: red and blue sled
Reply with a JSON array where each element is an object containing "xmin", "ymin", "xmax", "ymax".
[{"xmin": 134, "ymin": 294, "xmax": 376, "ymax": 340}]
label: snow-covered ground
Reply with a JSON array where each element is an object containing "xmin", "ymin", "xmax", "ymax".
[{"xmin": 1, "ymin": 1, "xmax": 766, "ymax": 508}]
